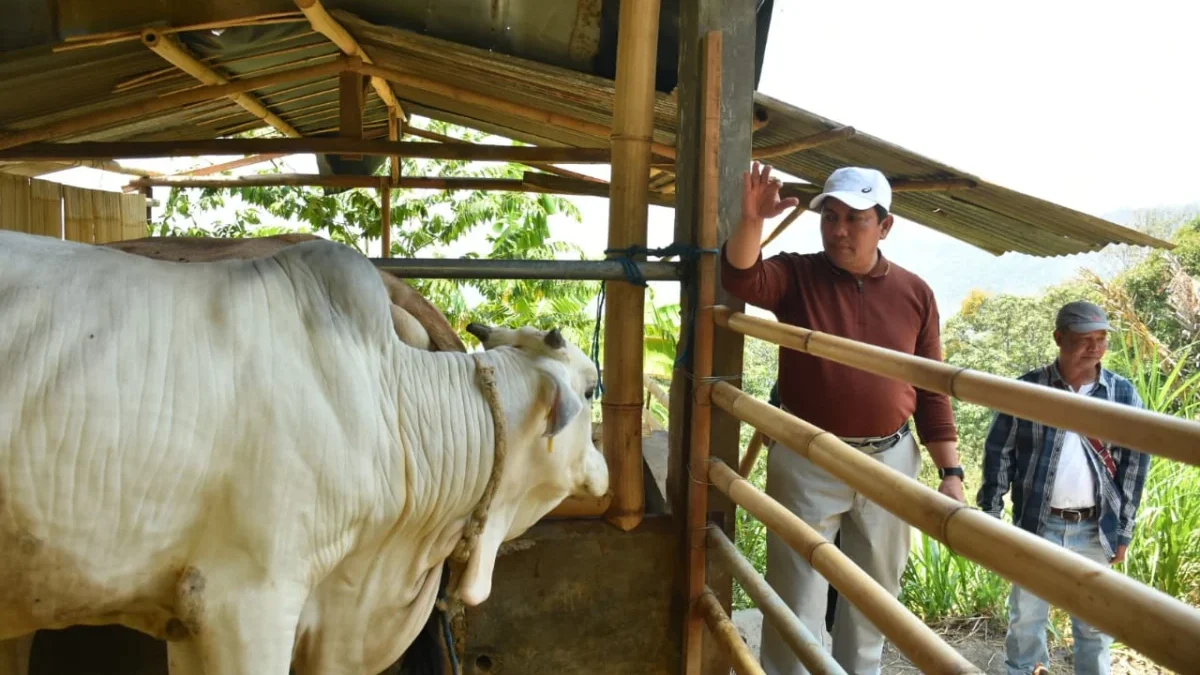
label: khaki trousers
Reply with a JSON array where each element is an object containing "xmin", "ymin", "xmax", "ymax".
[{"xmin": 760, "ymin": 428, "xmax": 921, "ymax": 675}]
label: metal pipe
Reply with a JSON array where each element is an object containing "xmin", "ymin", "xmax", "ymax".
[{"xmin": 370, "ymin": 258, "xmax": 681, "ymax": 282}]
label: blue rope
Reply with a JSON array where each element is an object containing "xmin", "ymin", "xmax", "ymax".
[{"xmin": 589, "ymin": 243, "xmax": 720, "ymax": 388}]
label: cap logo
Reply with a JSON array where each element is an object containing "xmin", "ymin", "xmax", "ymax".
[{"xmin": 861, "ymin": 187, "xmax": 872, "ymax": 193}]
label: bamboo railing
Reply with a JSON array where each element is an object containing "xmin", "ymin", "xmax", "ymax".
[
  {"xmin": 707, "ymin": 528, "xmax": 848, "ymax": 675},
  {"xmin": 713, "ymin": 306, "xmax": 1200, "ymax": 466},
  {"xmin": 710, "ymin": 460, "xmax": 981, "ymax": 674},
  {"xmin": 699, "ymin": 307, "xmax": 1200, "ymax": 674}
]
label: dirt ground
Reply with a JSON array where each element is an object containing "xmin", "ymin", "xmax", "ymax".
[{"xmin": 731, "ymin": 609, "xmax": 1173, "ymax": 674}]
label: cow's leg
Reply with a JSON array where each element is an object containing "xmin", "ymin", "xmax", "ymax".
[
  {"xmin": 0, "ymin": 634, "xmax": 33, "ymax": 675},
  {"xmin": 176, "ymin": 565, "xmax": 306, "ymax": 675}
]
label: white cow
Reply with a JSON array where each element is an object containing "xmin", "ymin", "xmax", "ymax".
[{"xmin": 0, "ymin": 230, "xmax": 609, "ymax": 675}]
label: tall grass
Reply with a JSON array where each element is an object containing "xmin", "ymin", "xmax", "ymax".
[{"xmin": 900, "ymin": 532, "xmax": 1011, "ymax": 627}]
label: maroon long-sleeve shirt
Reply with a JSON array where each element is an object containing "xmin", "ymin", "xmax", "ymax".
[{"xmin": 720, "ymin": 245, "xmax": 958, "ymax": 445}]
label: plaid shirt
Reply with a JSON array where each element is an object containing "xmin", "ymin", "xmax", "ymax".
[{"xmin": 976, "ymin": 360, "xmax": 1151, "ymax": 559}]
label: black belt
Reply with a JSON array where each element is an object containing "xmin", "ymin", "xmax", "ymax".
[
  {"xmin": 840, "ymin": 424, "xmax": 910, "ymax": 453},
  {"xmin": 1050, "ymin": 506, "xmax": 1097, "ymax": 522}
]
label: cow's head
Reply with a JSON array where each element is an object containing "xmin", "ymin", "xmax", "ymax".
[{"xmin": 455, "ymin": 322, "xmax": 609, "ymax": 605}]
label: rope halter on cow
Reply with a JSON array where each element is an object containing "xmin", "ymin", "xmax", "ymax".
[
  {"xmin": 436, "ymin": 350, "xmax": 509, "ymax": 670},
  {"xmin": 448, "ymin": 350, "xmax": 509, "ymax": 570}
]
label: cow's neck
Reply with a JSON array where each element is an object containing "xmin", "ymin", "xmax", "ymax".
[{"xmin": 386, "ymin": 345, "xmax": 533, "ymax": 559}]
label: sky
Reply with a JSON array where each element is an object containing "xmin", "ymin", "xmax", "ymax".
[{"xmin": 42, "ymin": 1, "xmax": 1200, "ymax": 322}]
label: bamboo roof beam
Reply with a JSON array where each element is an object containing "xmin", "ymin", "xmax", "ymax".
[
  {"xmin": 522, "ymin": 172, "xmax": 674, "ymax": 209},
  {"xmin": 0, "ymin": 159, "xmax": 162, "ymax": 178},
  {"xmin": 751, "ymin": 126, "xmax": 857, "ymax": 160},
  {"xmin": 779, "ymin": 177, "xmax": 978, "ymax": 202},
  {"xmin": 0, "ymin": 139, "xmax": 614, "ymax": 164},
  {"xmin": 402, "ymin": 125, "xmax": 607, "ymax": 185},
  {"xmin": 121, "ymin": 172, "xmax": 664, "ymax": 208},
  {"xmin": 349, "ymin": 62, "xmax": 678, "ymax": 161},
  {"xmin": 294, "ymin": 0, "xmax": 407, "ymax": 123},
  {"xmin": 141, "ymin": 29, "xmax": 302, "ymax": 138},
  {"xmin": 173, "ymin": 154, "xmax": 287, "ymax": 177},
  {"xmin": 0, "ymin": 59, "xmax": 351, "ymax": 152},
  {"xmin": 52, "ymin": 11, "xmax": 307, "ymax": 53}
]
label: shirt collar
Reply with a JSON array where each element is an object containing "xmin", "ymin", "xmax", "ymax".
[
  {"xmin": 1048, "ymin": 358, "xmax": 1111, "ymax": 394},
  {"xmin": 820, "ymin": 249, "xmax": 891, "ymax": 279}
]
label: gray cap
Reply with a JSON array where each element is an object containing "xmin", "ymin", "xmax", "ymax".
[{"xmin": 1056, "ymin": 300, "xmax": 1112, "ymax": 333}]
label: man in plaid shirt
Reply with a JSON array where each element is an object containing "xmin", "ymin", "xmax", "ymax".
[{"xmin": 977, "ymin": 300, "xmax": 1152, "ymax": 675}]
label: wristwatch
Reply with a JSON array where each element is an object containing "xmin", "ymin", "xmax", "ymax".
[{"xmin": 938, "ymin": 466, "xmax": 965, "ymax": 480}]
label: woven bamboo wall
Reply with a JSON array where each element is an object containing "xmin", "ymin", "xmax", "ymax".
[{"xmin": 0, "ymin": 174, "xmax": 146, "ymax": 243}]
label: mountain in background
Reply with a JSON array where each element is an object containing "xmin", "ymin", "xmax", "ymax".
[{"xmin": 867, "ymin": 200, "xmax": 1200, "ymax": 320}]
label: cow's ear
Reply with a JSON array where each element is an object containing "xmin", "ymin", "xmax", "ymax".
[{"xmin": 541, "ymin": 364, "xmax": 583, "ymax": 438}]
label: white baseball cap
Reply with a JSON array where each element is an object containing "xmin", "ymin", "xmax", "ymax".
[{"xmin": 808, "ymin": 166, "xmax": 892, "ymax": 213}]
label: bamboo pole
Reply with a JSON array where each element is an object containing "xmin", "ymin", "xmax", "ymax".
[
  {"xmin": 523, "ymin": 172, "xmax": 674, "ymax": 208},
  {"xmin": 52, "ymin": 12, "xmax": 307, "ymax": 53},
  {"xmin": 0, "ymin": 159, "xmax": 162, "ymax": 178},
  {"xmin": 141, "ymin": 29, "xmax": 302, "ymax": 138},
  {"xmin": 709, "ymin": 460, "xmax": 982, "ymax": 674},
  {"xmin": 293, "ymin": 0, "xmax": 407, "ymax": 123},
  {"xmin": 708, "ymin": 382, "xmax": 1200, "ymax": 673},
  {"xmin": 737, "ymin": 430, "xmax": 766, "ymax": 478},
  {"xmin": 0, "ymin": 59, "xmax": 350, "ymax": 152},
  {"xmin": 351, "ymin": 62, "xmax": 677, "ymax": 160},
  {"xmin": 122, "ymin": 172, "xmax": 651, "ymax": 204},
  {"xmin": 173, "ymin": 154, "xmax": 286, "ymax": 176},
  {"xmin": 707, "ymin": 528, "xmax": 847, "ymax": 675},
  {"xmin": 779, "ymin": 178, "xmax": 978, "ymax": 203},
  {"xmin": 338, "ymin": 70, "xmax": 365, "ymax": 160},
  {"xmin": 760, "ymin": 206, "xmax": 806, "ymax": 249},
  {"xmin": 752, "ymin": 126, "xmax": 856, "ymax": 160},
  {"xmin": 712, "ymin": 307, "xmax": 1200, "ymax": 466},
  {"xmin": 697, "ymin": 588, "xmax": 765, "ymax": 675},
  {"xmin": 682, "ymin": 28, "xmax": 722, "ymax": 675},
  {"xmin": 126, "ymin": 174, "xmax": 526, "ymax": 190},
  {"xmin": 379, "ymin": 177, "xmax": 392, "ymax": 258},
  {"xmin": 401, "ymin": 125, "xmax": 609, "ymax": 185},
  {"xmin": 0, "ymin": 139, "xmax": 612, "ymax": 164},
  {"xmin": 600, "ymin": 0, "xmax": 662, "ymax": 533}
]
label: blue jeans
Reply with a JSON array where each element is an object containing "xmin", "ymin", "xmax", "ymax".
[{"xmin": 1005, "ymin": 515, "xmax": 1114, "ymax": 675}]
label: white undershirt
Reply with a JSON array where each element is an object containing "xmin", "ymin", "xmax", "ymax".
[{"xmin": 1050, "ymin": 380, "xmax": 1098, "ymax": 509}]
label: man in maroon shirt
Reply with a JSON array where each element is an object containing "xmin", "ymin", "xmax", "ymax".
[{"xmin": 722, "ymin": 162, "xmax": 965, "ymax": 675}]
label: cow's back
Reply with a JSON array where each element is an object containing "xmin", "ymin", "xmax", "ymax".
[{"xmin": 0, "ymin": 231, "xmax": 397, "ymax": 640}]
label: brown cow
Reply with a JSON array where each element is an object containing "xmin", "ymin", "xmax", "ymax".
[{"xmin": 103, "ymin": 233, "xmax": 467, "ymax": 354}]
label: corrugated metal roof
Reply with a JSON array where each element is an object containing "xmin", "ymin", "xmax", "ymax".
[{"xmin": 0, "ymin": 3, "xmax": 1169, "ymax": 257}]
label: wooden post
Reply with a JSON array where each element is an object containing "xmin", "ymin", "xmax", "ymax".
[
  {"xmin": 601, "ymin": 0, "xmax": 661, "ymax": 533},
  {"xmin": 670, "ymin": 3, "xmax": 756, "ymax": 675},
  {"xmin": 339, "ymin": 70, "xmax": 364, "ymax": 160},
  {"xmin": 379, "ymin": 177, "xmax": 392, "ymax": 259},
  {"xmin": 384, "ymin": 110, "xmax": 400, "ymax": 258},
  {"xmin": 682, "ymin": 29, "xmax": 722, "ymax": 675}
]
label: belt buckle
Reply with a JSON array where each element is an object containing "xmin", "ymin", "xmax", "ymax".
[{"xmin": 1059, "ymin": 508, "xmax": 1085, "ymax": 522}]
